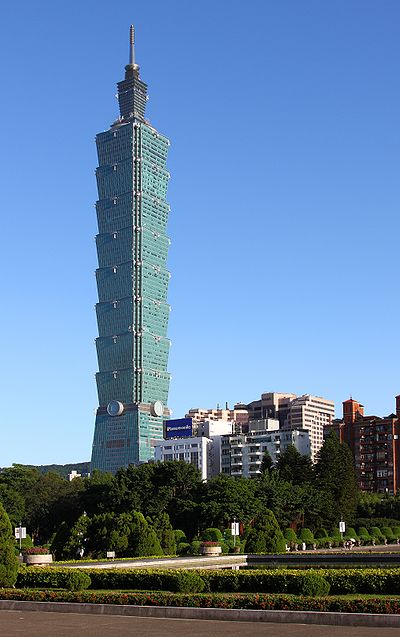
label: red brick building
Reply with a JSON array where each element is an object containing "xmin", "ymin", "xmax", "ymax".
[{"xmin": 326, "ymin": 396, "xmax": 400, "ymax": 494}]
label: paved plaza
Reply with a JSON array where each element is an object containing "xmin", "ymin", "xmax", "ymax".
[{"xmin": 1, "ymin": 611, "xmax": 400, "ymax": 637}]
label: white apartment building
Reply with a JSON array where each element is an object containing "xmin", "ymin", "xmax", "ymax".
[
  {"xmin": 221, "ymin": 427, "xmax": 310, "ymax": 478},
  {"xmin": 154, "ymin": 418, "xmax": 311, "ymax": 481},
  {"xmin": 285, "ymin": 395, "xmax": 335, "ymax": 462},
  {"xmin": 154, "ymin": 436, "xmax": 215, "ymax": 480}
]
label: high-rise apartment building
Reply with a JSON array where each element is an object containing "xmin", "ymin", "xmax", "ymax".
[
  {"xmin": 286, "ymin": 394, "xmax": 334, "ymax": 462},
  {"xmin": 246, "ymin": 392, "xmax": 334, "ymax": 461},
  {"xmin": 91, "ymin": 27, "xmax": 171, "ymax": 473},
  {"xmin": 326, "ymin": 396, "xmax": 400, "ymax": 494}
]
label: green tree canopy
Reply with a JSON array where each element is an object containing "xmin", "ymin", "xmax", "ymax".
[
  {"xmin": 314, "ymin": 431, "xmax": 359, "ymax": 526},
  {"xmin": 276, "ymin": 445, "xmax": 314, "ymax": 485},
  {"xmin": 0, "ymin": 502, "xmax": 19, "ymax": 587}
]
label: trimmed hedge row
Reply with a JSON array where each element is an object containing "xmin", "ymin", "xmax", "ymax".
[
  {"xmin": 16, "ymin": 566, "xmax": 400, "ymax": 595},
  {"xmin": 2, "ymin": 588, "xmax": 400, "ymax": 614}
]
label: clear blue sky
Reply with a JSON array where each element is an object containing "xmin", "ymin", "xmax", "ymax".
[{"xmin": 1, "ymin": 0, "xmax": 399, "ymax": 466}]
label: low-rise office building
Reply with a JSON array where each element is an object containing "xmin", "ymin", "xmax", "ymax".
[{"xmin": 154, "ymin": 435, "xmax": 213, "ymax": 481}]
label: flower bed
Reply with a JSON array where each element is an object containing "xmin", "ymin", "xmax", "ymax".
[
  {"xmin": 200, "ymin": 542, "xmax": 222, "ymax": 556},
  {"xmin": 22, "ymin": 548, "xmax": 52, "ymax": 566},
  {"xmin": 2, "ymin": 588, "xmax": 400, "ymax": 614},
  {"xmin": 23, "ymin": 548, "xmax": 50, "ymax": 555}
]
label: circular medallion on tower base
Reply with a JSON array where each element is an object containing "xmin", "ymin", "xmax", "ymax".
[{"xmin": 107, "ymin": 400, "xmax": 124, "ymax": 416}]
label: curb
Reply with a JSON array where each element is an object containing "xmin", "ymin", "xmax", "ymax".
[{"xmin": 1, "ymin": 600, "xmax": 400, "ymax": 627}]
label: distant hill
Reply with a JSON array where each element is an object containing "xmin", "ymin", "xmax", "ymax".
[
  {"xmin": 0, "ymin": 462, "xmax": 91, "ymax": 480},
  {"xmin": 35, "ymin": 462, "xmax": 91, "ymax": 479}
]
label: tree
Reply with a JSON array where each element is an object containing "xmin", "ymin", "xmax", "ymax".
[
  {"xmin": 113, "ymin": 461, "xmax": 202, "ymax": 535},
  {"xmin": 128, "ymin": 512, "xmax": 163, "ymax": 557},
  {"xmin": 0, "ymin": 502, "xmax": 19, "ymax": 587},
  {"xmin": 314, "ymin": 432, "xmax": 359, "ymax": 526},
  {"xmin": 277, "ymin": 445, "xmax": 314, "ymax": 485},
  {"xmin": 79, "ymin": 470, "xmax": 116, "ymax": 517},
  {"xmin": 199, "ymin": 475, "xmax": 262, "ymax": 530},
  {"xmin": 260, "ymin": 449, "xmax": 274, "ymax": 474},
  {"xmin": 244, "ymin": 509, "xmax": 286, "ymax": 554},
  {"xmin": 0, "ymin": 484, "xmax": 25, "ymax": 529},
  {"xmin": 151, "ymin": 512, "xmax": 176, "ymax": 555},
  {"xmin": 63, "ymin": 514, "xmax": 90, "ymax": 559}
]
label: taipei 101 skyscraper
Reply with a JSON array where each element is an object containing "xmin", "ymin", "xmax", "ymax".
[{"xmin": 91, "ymin": 26, "xmax": 171, "ymax": 473}]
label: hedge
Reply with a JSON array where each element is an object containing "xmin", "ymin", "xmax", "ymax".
[
  {"xmin": 15, "ymin": 566, "xmax": 400, "ymax": 596},
  {"xmin": 2, "ymin": 588, "xmax": 400, "ymax": 613}
]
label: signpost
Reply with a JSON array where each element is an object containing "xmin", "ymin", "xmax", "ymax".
[
  {"xmin": 14, "ymin": 524, "xmax": 26, "ymax": 552},
  {"xmin": 231, "ymin": 520, "xmax": 239, "ymax": 548},
  {"xmin": 339, "ymin": 520, "xmax": 346, "ymax": 539}
]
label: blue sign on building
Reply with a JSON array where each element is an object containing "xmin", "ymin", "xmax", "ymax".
[{"xmin": 164, "ymin": 417, "xmax": 193, "ymax": 439}]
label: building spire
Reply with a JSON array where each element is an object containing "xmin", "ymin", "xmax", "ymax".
[
  {"xmin": 125, "ymin": 24, "xmax": 140, "ymax": 78},
  {"xmin": 129, "ymin": 24, "xmax": 135, "ymax": 66}
]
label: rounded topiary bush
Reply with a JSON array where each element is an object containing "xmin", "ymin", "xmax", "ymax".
[
  {"xmin": 0, "ymin": 502, "xmax": 19, "ymax": 587},
  {"xmin": 370, "ymin": 527, "xmax": 385, "ymax": 543},
  {"xmin": 345, "ymin": 527, "xmax": 359, "ymax": 540},
  {"xmin": 174, "ymin": 530, "xmax": 187, "ymax": 544},
  {"xmin": 170, "ymin": 571, "xmax": 205, "ymax": 593},
  {"xmin": 315, "ymin": 528, "xmax": 328, "ymax": 539},
  {"xmin": 392, "ymin": 526, "xmax": 400, "ymax": 539},
  {"xmin": 297, "ymin": 573, "xmax": 330, "ymax": 597},
  {"xmin": 284, "ymin": 529, "xmax": 297, "ymax": 543},
  {"xmin": 382, "ymin": 527, "xmax": 395, "ymax": 542},
  {"xmin": 201, "ymin": 528, "xmax": 223, "ymax": 543},
  {"xmin": 330, "ymin": 528, "xmax": 342, "ymax": 540},
  {"xmin": 299, "ymin": 528, "xmax": 315, "ymax": 544},
  {"xmin": 62, "ymin": 570, "xmax": 91, "ymax": 591},
  {"xmin": 357, "ymin": 527, "xmax": 370, "ymax": 542},
  {"xmin": 189, "ymin": 540, "xmax": 202, "ymax": 555},
  {"xmin": 176, "ymin": 542, "xmax": 190, "ymax": 556},
  {"xmin": 316, "ymin": 537, "xmax": 333, "ymax": 549}
]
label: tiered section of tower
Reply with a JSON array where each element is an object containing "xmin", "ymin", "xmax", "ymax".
[{"xmin": 91, "ymin": 27, "xmax": 171, "ymax": 473}]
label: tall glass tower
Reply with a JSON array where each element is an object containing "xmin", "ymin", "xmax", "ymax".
[{"xmin": 91, "ymin": 26, "xmax": 171, "ymax": 473}]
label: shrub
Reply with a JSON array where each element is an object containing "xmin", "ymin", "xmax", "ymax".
[
  {"xmin": 392, "ymin": 526, "xmax": 400, "ymax": 539},
  {"xmin": 382, "ymin": 527, "xmax": 395, "ymax": 542},
  {"xmin": 174, "ymin": 530, "xmax": 187, "ymax": 544},
  {"xmin": 316, "ymin": 537, "xmax": 333, "ymax": 549},
  {"xmin": 244, "ymin": 510, "xmax": 286, "ymax": 554},
  {"xmin": 371, "ymin": 526, "xmax": 385, "ymax": 541},
  {"xmin": 169, "ymin": 571, "xmax": 205, "ymax": 593},
  {"xmin": 315, "ymin": 528, "xmax": 328, "ymax": 539},
  {"xmin": 357, "ymin": 527, "xmax": 370, "ymax": 541},
  {"xmin": 297, "ymin": 573, "xmax": 330, "ymax": 597},
  {"xmin": 63, "ymin": 571, "xmax": 91, "ymax": 592},
  {"xmin": 176, "ymin": 542, "xmax": 190, "ymax": 556},
  {"xmin": 284, "ymin": 529, "xmax": 297, "ymax": 542},
  {"xmin": 201, "ymin": 528, "xmax": 223, "ymax": 543},
  {"xmin": 345, "ymin": 528, "xmax": 359, "ymax": 540},
  {"xmin": 4, "ymin": 588, "xmax": 400, "ymax": 613},
  {"xmin": 151, "ymin": 512, "xmax": 176, "ymax": 555},
  {"xmin": 189, "ymin": 541, "xmax": 202, "ymax": 555},
  {"xmin": 15, "ymin": 566, "xmax": 400, "ymax": 597},
  {"xmin": 330, "ymin": 528, "xmax": 342, "ymax": 540},
  {"xmin": 0, "ymin": 502, "xmax": 19, "ymax": 587},
  {"xmin": 299, "ymin": 528, "xmax": 314, "ymax": 544}
]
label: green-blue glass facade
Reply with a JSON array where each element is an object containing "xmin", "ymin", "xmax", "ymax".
[{"xmin": 91, "ymin": 35, "xmax": 171, "ymax": 473}]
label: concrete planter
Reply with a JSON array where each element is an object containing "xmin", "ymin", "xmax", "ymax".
[
  {"xmin": 200, "ymin": 545, "xmax": 222, "ymax": 556},
  {"xmin": 23, "ymin": 554, "xmax": 53, "ymax": 566}
]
